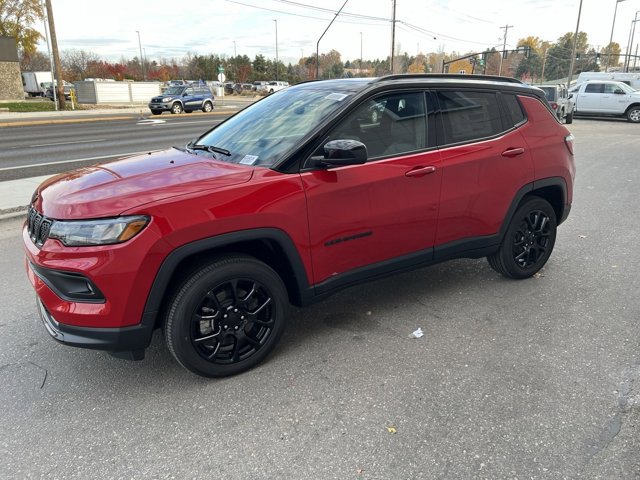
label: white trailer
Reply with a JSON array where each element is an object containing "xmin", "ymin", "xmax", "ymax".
[
  {"xmin": 21, "ymin": 71, "xmax": 53, "ymax": 96},
  {"xmin": 575, "ymin": 72, "xmax": 640, "ymax": 90}
]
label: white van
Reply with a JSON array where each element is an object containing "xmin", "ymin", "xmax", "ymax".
[{"xmin": 575, "ymin": 72, "xmax": 640, "ymax": 90}]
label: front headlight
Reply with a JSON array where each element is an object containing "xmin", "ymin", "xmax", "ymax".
[
  {"xmin": 48, "ymin": 216, "xmax": 149, "ymax": 246},
  {"xmin": 162, "ymin": 97, "xmax": 173, "ymax": 102}
]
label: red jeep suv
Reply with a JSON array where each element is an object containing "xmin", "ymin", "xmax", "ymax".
[{"xmin": 24, "ymin": 75, "xmax": 575, "ymax": 377}]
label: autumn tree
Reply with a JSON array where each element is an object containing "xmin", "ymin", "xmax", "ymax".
[
  {"xmin": 544, "ymin": 31, "xmax": 590, "ymax": 81},
  {"xmin": 20, "ymin": 49, "xmax": 50, "ymax": 71},
  {"xmin": 0, "ymin": 0, "xmax": 43, "ymax": 55},
  {"xmin": 407, "ymin": 53, "xmax": 427, "ymax": 73},
  {"xmin": 601, "ymin": 42, "xmax": 622, "ymax": 70},
  {"xmin": 61, "ymin": 49, "xmax": 99, "ymax": 81}
]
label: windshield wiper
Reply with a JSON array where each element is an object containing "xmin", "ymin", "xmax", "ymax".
[{"xmin": 188, "ymin": 143, "xmax": 231, "ymax": 156}]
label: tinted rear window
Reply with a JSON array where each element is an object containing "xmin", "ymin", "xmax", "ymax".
[
  {"xmin": 502, "ymin": 94, "xmax": 526, "ymax": 127},
  {"xmin": 437, "ymin": 91, "xmax": 503, "ymax": 144}
]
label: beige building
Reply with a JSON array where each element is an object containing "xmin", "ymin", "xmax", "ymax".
[{"xmin": 0, "ymin": 36, "xmax": 25, "ymax": 101}]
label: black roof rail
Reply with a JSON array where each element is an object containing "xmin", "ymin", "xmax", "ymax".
[{"xmin": 375, "ymin": 74, "xmax": 524, "ymax": 84}]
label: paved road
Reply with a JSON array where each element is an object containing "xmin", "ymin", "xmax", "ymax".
[
  {"xmin": 0, "ymin": 119, "xmax": 638, "ymax": 479},
  {"xmin": 0, "ymin": 112, "xmax": 233, "ymax": 181}
]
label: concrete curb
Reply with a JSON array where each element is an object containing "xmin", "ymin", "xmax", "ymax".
[{"xmin": 0, "ymin": 206, "xmax": 28, "ymax": 223}]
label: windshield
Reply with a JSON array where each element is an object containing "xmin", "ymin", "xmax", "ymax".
[
  {"xmin": 164, "ymin": 86, "xmax": 185, "ymax": 95},
  {"xmin": 617, "ymin": 82, "xmax": 637, "ymax": 93},
  {"xmin": 191, "ymin": 88, "xmax": 353, "ymax": 167},
  {"xmin": 538, "ymin": 87, "xmax": 555, "ymax": 101}
]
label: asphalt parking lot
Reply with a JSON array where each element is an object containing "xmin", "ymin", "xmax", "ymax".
[{"xmin": 0, "ymin": 118, "xmax": 638, "ymax": 479}]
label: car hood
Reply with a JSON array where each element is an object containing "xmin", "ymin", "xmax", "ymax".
[
  {"xmin": 152, "ymin": 94, "xmax": 179, "ymax": 101},
  {"xmin": 34, "ymin": 148, "xmax": 254, "ymax": 219}
]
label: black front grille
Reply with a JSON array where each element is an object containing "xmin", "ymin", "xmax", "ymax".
[{"xmin": 27, "ymin": 206, "xmax": 53, "ymax": 248}]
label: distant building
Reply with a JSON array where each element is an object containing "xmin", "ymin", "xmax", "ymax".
[{"xmin": 0, "ymin": 36, "xmax": 24, "ymax": 100}]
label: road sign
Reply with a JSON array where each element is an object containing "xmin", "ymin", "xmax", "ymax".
[{"xmin": 217, "ymin": 73, "xmax": 226, "ymax": 83}]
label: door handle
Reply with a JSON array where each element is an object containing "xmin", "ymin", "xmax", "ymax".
[
  {"xmin": 405, "ymin": 166, "xmax": 437, "ymax": 177},
  {"xmin": 501, "ymin": 147, "xmax": 525, "ymax": 158}
]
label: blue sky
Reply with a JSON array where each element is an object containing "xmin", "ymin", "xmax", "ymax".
[{"xmin": 37, "ymin": 0, "xmax": 640, "ymax": 64}]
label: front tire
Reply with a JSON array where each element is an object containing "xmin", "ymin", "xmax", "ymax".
[
  {"xmin": 565, "ymin": 111, "xmax": 573, "ymax": 124},
  {"xmin": 171, "ymin": 102, "xmax": 183, "ymax": 114},
  {"xmin": 487, "ymin": 197, "xmax": 557, "ymax": 279},
  {"xmin": 151, "ymin": 110, "xmax": 162, "ymax": 115},
  {"xmin": 164, "ymin": 255, "xmax": 289, "ymax": 377},
  {"xmin": 626, "ymin": 106, "xmax": 640, "ymax": 123}
]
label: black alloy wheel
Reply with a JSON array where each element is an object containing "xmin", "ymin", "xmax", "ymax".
[
  {"xmin": 164, "ymin": 255, "xmax": 288, "ymax": 377},
  {"xmin": 487, "ymin": 196, "xmax": 557, "ymax": 279}
]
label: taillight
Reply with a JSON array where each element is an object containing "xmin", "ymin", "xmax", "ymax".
[
  {"xmin": 564, "ymin": 134, "xmax": 575, "ymax": 155},
  {"xmin": 551, "ymin": 102, "xmax": 558, "ymax": 110}
]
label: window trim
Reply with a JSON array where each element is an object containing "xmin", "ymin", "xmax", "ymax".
[
  {"xmin": 299, "ymin": 88, "xmax": 437, "ymax": 172},
  {"xmin": 434, "ymin": 88, "xmax": 528, "ymax": 149}
]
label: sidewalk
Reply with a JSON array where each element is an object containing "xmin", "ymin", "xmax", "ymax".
[
  {"xmin": 0, "ymin": 96, "xmax": 256, "ymax": 124},
  {"xmin": 0, "ymin": 175, "xmax": 50, "ymax": 221}
]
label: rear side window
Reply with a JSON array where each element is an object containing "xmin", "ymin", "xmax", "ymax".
[
  {"xmin": 437, "ymin": 90, "xmax": 503, "ymax": 144},
  {"xmin": 501, "ymin": 94, "xmax": 526, "ymax": 128},
  {"xmin": 585, "ymin": 83, "xmax": 603, "ymax": 93}
]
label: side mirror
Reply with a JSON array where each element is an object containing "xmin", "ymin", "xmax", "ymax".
[
  {"xmin": 614, "ymin": 89, "xmax": 625, "ymax": 95},
  {"xmin": 308, "ymin": 139, "xmax": 368, "ymax": 168},
  {"xmin": 568, "ymin": 93, "xmax": 573, "ymax": 99}
]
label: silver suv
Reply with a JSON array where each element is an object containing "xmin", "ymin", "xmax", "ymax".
[{"xmin": 533, "ymin": 84, "xmax": 574, "ymax": 124}]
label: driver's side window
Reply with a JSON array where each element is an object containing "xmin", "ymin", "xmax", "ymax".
[{"xmin": 326, "ymin": 92, "xmax": 427, "ymax": 160}]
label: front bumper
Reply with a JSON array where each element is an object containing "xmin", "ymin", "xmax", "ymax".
[
  {"xmin": 148, "ymin": 102, "xmax": 171, "ymax": 111},
  {"xmin": 37, "ymin": 297, "xmax": 154, "ymax": 353}
]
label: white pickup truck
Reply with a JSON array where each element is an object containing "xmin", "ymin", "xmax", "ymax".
[{"xmin": 569, "ymin": 80, "xmax": 640, "ymax": 123}]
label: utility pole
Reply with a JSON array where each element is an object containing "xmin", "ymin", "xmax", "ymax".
[
  {"xmin": 606, "ymin": 0, "xmax": 627, "ymax": 71},
  {"xmin": 390, "ymin": 0, "xmax": 397, "ymax": 74},
  {"xmin": 40, "ymin": 0, "xmax": 57, "ymax": 110},
  {"xmin": 136, "ymin": 31, "xmax": 145, "ymax": 80},
  {"xmin": 360, "ymin": 31, "xmax": 363, "ymax": 74},
  {"xmin": 273, "ymin": 19, "xmax": 279, "ymax": 81},
  {"xmin": 498, "ymin": 24, "xmax": 513, "ymax": 76},
  {"xmin": 541, "ymin": 48, "xmax": 548, "ymax": 82},
  {"xmin": 567, "ymin": 0, "xmax": 583, "ymax": 90},
  {"xmin": 44, "ymin": 0, "xmax": 65, "ymax": 110}
]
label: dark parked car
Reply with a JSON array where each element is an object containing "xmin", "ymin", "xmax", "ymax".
[
  {"xmin": 45, "ymin": 84, "xmax": 75, "ymax": 102},
  {"xmin": 25, "ymin": 74, "xmax": 575, "ymax": 378},
  {"xmin": 149, "ymin": 84, "xmax": 214, "ymax": 114}
]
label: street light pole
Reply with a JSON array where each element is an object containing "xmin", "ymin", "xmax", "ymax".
[
  {"xmin": 390, "ymin": 0, "xmax": 396, "ymax": 74},
  {"xmin": 136, "ymin": 30, "xmax": 145, "ymax": 80},
  {"xmin": 628, "ymin": 12, "xmax": 639, "ymax": 72},
  {"xmin": 273, "ymin": 19, "xmax": 279, "ymax": 81},
  {"xmin": 606, "ymin": 0, "xmax": 627, "ymax": 71},
  {"xmin": 316, "ymin": 0, "xmax": 349, "ymax": 80}
]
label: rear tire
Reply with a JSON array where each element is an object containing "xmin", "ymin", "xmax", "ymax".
[
  {"xmin": 164, "ymin": 255, "xmax": 289, "ymax": 377},
  {"xmin": 487, "ymin": 196, "xmax": 557, "ymax": 279},
  {"xmin": 202, "ymin": 101, "xmax": 213, "ymax": 113}
]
